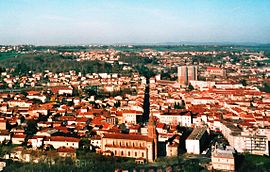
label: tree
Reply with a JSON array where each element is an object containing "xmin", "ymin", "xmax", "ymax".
[
  {"xmin": 20, "ymin": 91, "xmax": 28, "ymax": 97},
  {"xmin": 14, "ymin": 62, "xmax": 30, "ymax": 75},
  {"xmin": 31, "ymin": 98, "xmax": 43, "ymax": 104},
  {"xmin": 0, "ymin": 66, "xmax": 5, "ymax": 73},
  {"xmin": 174, "ymin": 102, "xmax": 181, "ymax": 109},
  {"xmin": 259, "ymin": 81, "xmax": 270, "ymax": 93},
  {"xmin": 119, "ymin": 123, "xmax": 128, "ymax": 134},
  {"xmin": 134, "ymin": 65, "xmax": 155, "ymax": 79},
  {"xmin": 187, "ymin": 84, "xmax": 194, "ymax": 92},
  {"xmin": 25, "ymin": 120, "xmax": 38, "ymax": 136},
  {"xmin": 114, "ymin": 101, "xmax": 121, "ymax": 108},
  {"xmin": 240, "ymin": 79, "xmax": 248, "ymax": 86}
]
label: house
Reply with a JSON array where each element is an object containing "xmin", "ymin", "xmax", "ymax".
[
  {"xmin": 8, "ymin": 100, "xmax": 32, "ymax": 108},
  {"xmin": 205, "ymin": 67, "xmax": 226, "ymax": 77},
  {"xmin": 166, "ymin": 135, "xmax": 180, "ymax": 157},
  {"xmin": 0, "ymin": 130, "xmax": 11, "ymax": 143},
  {"xmin": 44, "ymin": 136, "xmax": 80, "ymax": 149},
  {"xmin": 157, "ymin": 111, "xmax": 192, "ymax": 127},
  {"xmin": 122, "ymin": 110, "xmax": 142, "ymax": 124},
  {"xmin": 12, "ymin": 134, "xmax": 26, "ymax": 145},
  {"xmin": 211, "ymin": 145, "xmax": 235, "ymax": 171},
  {"xmin": 50, "ymin": 86, "xmax": 73, "ymax": 95},
  {"xmin": 8, "ymin": 147, "xmax": 32, "ymax": 162},
  {"xmin": 27, "ymin": 92, "xmax": 47, "ymax": 103},
  {"xmin": 90, "ymin": 136, "xmax": 102, "ymax": 150},
  {"xmin": 36, "ymin": 128, "xmax": 58, "ymax": 137},
  {"xmin": 0, "ymin": 119, "xmax": 6, "ymax": 130},
  {"xmin": 0, "ymin": 161, "xmax": 6, "ymax": 171},
  {"xmin": 156, "ymin": 123, "xmax": 167, "ymax": 134},
  {"xmin": 129, "ymin": 125, "xmax": 140, "ymax": 134},
  {"xmin": 29, "ymin": 135, "xmax": 44, "ymax": 149},
  {"xmin": 57, "ymin": 147, "xmax": 76, "ymax": 159}
]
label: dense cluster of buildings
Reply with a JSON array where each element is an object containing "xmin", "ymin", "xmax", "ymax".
[{"xmin": 0, "ymin": 47, "xmax": 270, "ymax": 171}]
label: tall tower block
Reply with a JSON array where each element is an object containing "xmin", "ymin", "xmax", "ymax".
[{"xmin": 178, "ymin": 65, "xmax": 198, "ymax": 86}]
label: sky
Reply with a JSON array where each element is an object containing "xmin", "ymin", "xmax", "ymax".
[{"xmin": 0, "ymin": 0, "xmax": 270, "ymax": 45}]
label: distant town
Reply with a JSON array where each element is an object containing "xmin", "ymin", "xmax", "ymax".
[{"xmin": 0, "ymin": 44, "xmax": 269, "ymax": 171}]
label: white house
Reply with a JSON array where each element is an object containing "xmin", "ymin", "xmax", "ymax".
[{"xmin": 44, "ymin": 136, "xmax": 80, "ymax": 149}]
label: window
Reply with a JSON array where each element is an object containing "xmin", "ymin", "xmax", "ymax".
[
  {"xmin": 128, "ymin": 151, "xmax": 130, "ymax": 156},
  {"xmin": 135, "ymin": 152, "xmax": 137, "ymax": 157},
  {"xmin": 121, "ymin": 151, "xmax": 124, "ymax": 156},
  {"xmin": 115, "ymin": 150, "xmax": 117, "ymax": 155},
  {"xmin": 142, "ymin": 152, "xmax": 144, "ymax": 157}
]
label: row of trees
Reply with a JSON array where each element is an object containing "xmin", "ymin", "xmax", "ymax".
[
  {"xmin": 118, "ymin": 52, "xmax": 158, "ymax": 65},
  {"xmin": 2, "ymin": 153, "xmax": 207, "ymax": 172},
  {"xmin": 0, "ymin": 53, "xmax": 159, "ymax": 78},
  {"xmin": 2, "ymin": 152, "xmax": 137, "ymax": 172},
  {"xmin": 0, "ymin": 54, "xmax": 125, "ymax": 75}
]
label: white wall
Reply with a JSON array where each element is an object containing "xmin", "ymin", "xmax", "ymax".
[{"xmin": 186, "ymin": 139, "xmax": 200, "ymax": 154}]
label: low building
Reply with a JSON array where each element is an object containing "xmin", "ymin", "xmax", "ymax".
[
  {"xmin": 122, "ymin": 110, "xmax": 142, "ymax": 124},
  {"xmin": 166, "ymin": 136, "xmax": 180, "ymax": 157},
  {"xmin": 0, "ymin": 161, "xmax": 6, "ymax": 171},
  {"xmin": 44, "ymin": 136, "xmax": 80, "ymax": 149},
  {"xmin": 205, "ymin": 67, "xmax": 226, "ymax": 77},
  {"xmin": 29, "ymin": 135, "xmax": 45, "ymax": 149},
  {"xmin": 0, "ymin": 130, "xmax": 11, "ymax": 143},
  {"xmin": 185, "ymin": 127, "xmax": 208, "ymax": 154},
  {"xmin": 12, "ymin": 134, "xmax": 26, "ymax": 145},
  {"xmin": 57, "ymin": 147, "xmax": 76, "ymax": 159},
  {"xmin": 90, "ymin": 136, "xmax": 101, "ymax": 150},
  {"xmin": 0, "ymin": 119, "xmax": 6, "ymax": 130},
  {"xmin": 211, "ymin": 145, "xmax": 235, "ymax": 171},
  {"xmin": 156, "ymin": 111, "xmax": 192, "ymax": 127}
]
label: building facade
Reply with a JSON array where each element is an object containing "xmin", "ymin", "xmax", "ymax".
[
  {"xmin": 177, "ymin": 66, "xmax": 198, "ymax": 86},
  {"xmin": 101, "ymin": 114, "xmax": 158, "ymax": 162},
  {"xmin": 185, "ymin": 127, "xmax": 208, "ymax": 154},
  {"xmin": 205, "ymin": 67, "xmax": 226, "ymax": 77},
  {"xmin": 220, "ymin": 122, "xmax": 269, "ymax": 156},
  {"xmin": 211, "ymin": 145, "xmax": 235, "ymax": 171}
]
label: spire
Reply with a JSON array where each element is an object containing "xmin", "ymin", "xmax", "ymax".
[
  {"xmin": 148, "ymin": 111, "xmax": 158, "ymax": 161},
  {"xmin": 149, "ymin": 112, "xmax": 155, "ymax": 125},
  {"xmin": 148, "ymin": 112, "xmax": 157, "ymax": 139}
]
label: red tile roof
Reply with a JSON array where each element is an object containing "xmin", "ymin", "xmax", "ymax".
[{"xmin": 103, "ymin": 133, "xmax": 152, "ymax": 142}]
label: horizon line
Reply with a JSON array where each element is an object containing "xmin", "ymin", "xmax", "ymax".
[{"xmin": 1, "ymin": 41, "xmax": 270, "ymax": 47}]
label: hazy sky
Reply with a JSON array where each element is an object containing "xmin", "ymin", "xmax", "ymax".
[{"xmin": 0, "ymin": 0, "xmax": 270, "ymax": 45}]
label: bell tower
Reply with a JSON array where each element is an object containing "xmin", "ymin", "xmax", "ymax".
[{"xmin": 148, "ymin": 112, "xmax": 157, "ymax": 161}]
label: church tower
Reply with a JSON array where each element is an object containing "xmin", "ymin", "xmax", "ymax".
[{"xmin": 148, "ymin": 112, "xmax": 158, "ymax": 161}]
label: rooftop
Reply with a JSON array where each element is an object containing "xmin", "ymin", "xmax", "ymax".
[{"xmin": 187, "ymin": 127, "xmax": 207, "ymax": 140}]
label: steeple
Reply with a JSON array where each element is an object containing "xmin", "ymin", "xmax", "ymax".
[
  {"xmin": 148, "ymin": 112, "xmax": 158, "ymax": 161},
  {"xmin": 149, "ymin": 111, "xmax": 155, "ymax": 125},
  {"xmin": 148, "ymin": 112, "xmax": 157, "ymax": 139}
]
